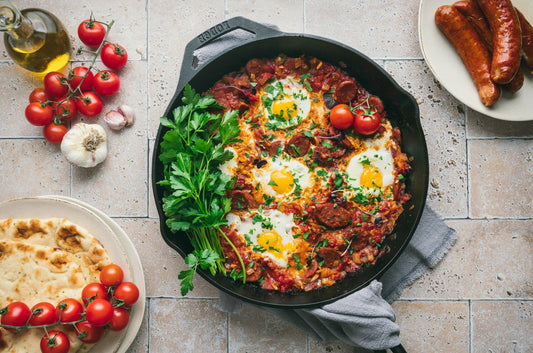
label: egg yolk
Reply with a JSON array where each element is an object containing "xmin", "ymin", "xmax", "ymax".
[
  {"xmin": 270, "ymin": 168, "xmax": 294, "ymax": 194},
  {"xmin": 272, "ymin": 97, "xmax": 298, "ymax": 120},
  {"xmin": 257, "ymin": 231, "xmax": 295, "ymax": 260},
  {"xmin": 360, "ymin": 165, "xmax": 383, "ymax": 189}
]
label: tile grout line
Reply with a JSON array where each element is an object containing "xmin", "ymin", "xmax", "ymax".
[{"xmin": 469, "ymin": 299, "xmax": 473, "ymax": 353}]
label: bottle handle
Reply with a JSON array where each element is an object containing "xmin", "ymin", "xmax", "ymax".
[{"xmin": 0, "ymin": 0, "xmax": 22, "ymax": 32}]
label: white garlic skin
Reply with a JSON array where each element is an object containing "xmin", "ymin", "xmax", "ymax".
[
  {"xmin": 105, "ymin": 110, "xmax": 127, "ymax": 130},
  {"xmin": 117, "ymin": 105, "xmax": 135, "ymax": 126},
  {"xmin": 61, "ymin": 123, "xmax": 108, "ymax": 168}
]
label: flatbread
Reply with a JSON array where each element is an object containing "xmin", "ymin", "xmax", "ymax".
[{"xmin": 0, "ymin": 218, "xmax": 112, "ymax": 353}]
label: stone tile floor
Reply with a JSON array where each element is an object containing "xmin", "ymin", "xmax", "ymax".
[{"xmin": 1, "ymin": 0, "xmax": 532, "ymax": 352}]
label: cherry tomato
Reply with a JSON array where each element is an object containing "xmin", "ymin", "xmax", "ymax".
[
  {"xmin": 43, "ymin": 123, "xmax": 68, "ymax": 144},
  {"xmin": 29, "ymin": 302, "xmax": 56, "ymax": 326},
  {"xmin": 85, "ymin": 299, "xmax": 113, "ymax": 327},
  {"xmin": 113, "ymin": 282, "xmax": 139, "ymax": 307},
  {"xmin": 93, "ymin": 70, "xmax": 120, "ymax": 96},
  {"xmin": 78, "ymin": 19, "xmax": 106, "ymax": 47},
  {"xmin": 29, "ymin": 87, "xmax": 48, "ymax": 103},
  {"xmin": 81, "ymin": 283, "xmax": 108, "ymax": 305},
  {"xmin": 1, "ymin": 302, "xmax": 31, "ymax": 332},
  {"xmin": 25, "ymin": 102, "xmax": 53, "ymax": 126},
  {"xmin": 329, "ymin": 104, "xmax": 354, "ymax": 130},
  {"xmin": 55, "ymin": 298, "xmax": 83, "ymax": 323},
  {"xmin": 109, "ymin": 307, "xmax": 130, "ymax": 331},
  {"xmin": 353, "ymin": 107, "xmax": 381, "ymax": 135},
  {"xmin": 75, "ymin": 321, "xmax": 105, "ymax": 344},
  {"xmin": 52, "ymin": 98, "xmax": 77, "ymax": 121},
  {"xmin": 101, "ymin": 43, "xmax": 128, "ymax": 70},
  {"xmin": 68, "ymin": 66, "xmax": 94, "ymax": 92},
  {"xmin": 40, "ymin": 330, "xmax": 70, "ymax": 353},
  {"xmin": 44, "ymin": 72, "xmax": 68, "ymax": 99},
  {"xmin": 75, "ymin": 91, "xmax": 103, "ymax": 117},
  {"xmin": 100, "ymin": 264, "xmax": 124, "ymax": 287}
]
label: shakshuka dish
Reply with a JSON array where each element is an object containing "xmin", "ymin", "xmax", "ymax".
[{"xmin": 198, "ymin": 55, "xmax": 410, "ymax": 292}]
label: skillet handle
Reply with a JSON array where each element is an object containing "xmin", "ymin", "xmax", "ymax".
[{"xmin": 177, "ymin": 16, "xmax": 282, "ymax": 94}]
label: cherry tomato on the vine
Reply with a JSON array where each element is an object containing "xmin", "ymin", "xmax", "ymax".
[
  {"xmin": 93, "ymin": 70, "xmax": 120, "ymax": 96},
  {"xmin": 109, "ymin": 307, "xmax": 130, "ymax": 331},
  {"xmin": 101, "ymin": 43, "xmax": 128, "ymax": 70},
  {"xmin": 52, "ymin": 98, "xmax": 77, "ymax": 121},
  {"xmin": 68, "ymin": 66, "xmax": 94, "ymax": 92},
  {"xmin": 75, "ymin": 321, "xmax": 105, "ymax": 344},
  {"xmin": 113, "ymin": 282, "xmax": 139, "ymax": 307},
  {"xmin": 81, "ymin": 282, "xmax": 108, "ymax": 305},
  {"xmin": 29, "ymin": 302, "xmax": 56, "ymax": 326},
  {"xmin": 40, "ymin": 330, "xmax": 70, "ymax": 353},
  {"xmin": 43, "ymin": 123, "xmax": 68, "ymax": 144},
  {"xmin": 1, "ymin": 301, "xmax": 31, "ymax": 332},
  {"xmin": 75, "ymin": 91, "xmax": 103, "ymax": 117},
  {"xmin": 99, "ymin": 264, "xmax": 124, "ymax": 287},
  {"xmin": 25, "ymin": 102, "xmax": 53, "ymax": 126},
  {"xmin": 44, "ymin": 72, "xmax": 68, "ymax": 99},
  {"xmin": 329, "ymin": 104, "xmax": 354, "ymax": 130},
  {"xmin": 29, "ymin": 87, "xmax": 48, "ymax": 103},
  {"xmin": 85, "ymin": 299, "xmax": 113, "ymax": 327},
  {"xmin": 55, "ymin": 298, "xmax": 83, "ymax": 323},
  {"xmin": 353, "ymin": 107, "xmax": 381, "ymax": 135},
  {"xmin": 78, "ymin": 19, "xmax": 106, "ymax": 48}
]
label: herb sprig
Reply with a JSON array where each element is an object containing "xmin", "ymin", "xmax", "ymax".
[{"xmin": 158, "ymin": 84, "xmax": 245, "ymax": 296}]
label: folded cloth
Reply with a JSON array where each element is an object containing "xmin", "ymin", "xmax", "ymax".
[
  {"xmin": 219, "ymin": 205, "xmax": 456, "ymax": 351},
  {"xmin": 190, "ymin": 21, "xmax": 457, "ymax": 351}
]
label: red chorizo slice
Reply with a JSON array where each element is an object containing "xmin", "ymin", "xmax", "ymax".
[
  {"xmin": 285, "ymin": 133, "xmax": 311, "ymax": 157},
  {"xmin": 334, "ymin": 80, "xmax": 358, "ymax": 104},
  {"xmin": 229, "ymin": 190, "xmax": 258, "ymax": 210},
  {"xmin": 367, "ymin": 95, "xmax": 384, "ymax": 114},
  {"xmin": 245, "ymin": 58, "xmax": 265, "ymax": 79},
  {"xmin": 317, "ymin": 247, "xmax": 341, "ymax": 267},
  {"xmin": 245, "ymin": 262, "xmax": 263, "ymax": 282},
  {"xmin": 314, "ymin": 203, "xmax": 352, "ymax": 228},
  {"xmin": 475, "ymin": 0, "xmax": 522, "ymax": 84}
]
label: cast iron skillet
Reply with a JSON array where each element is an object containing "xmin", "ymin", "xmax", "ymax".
[{"xmin": 152, "ymin": 16, "xmax": 429, "ymax": 309}]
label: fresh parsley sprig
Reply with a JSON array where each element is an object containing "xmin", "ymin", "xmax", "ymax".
[{"xmin": 158, "ymin": 84, "xmax": 245, "ymax": 296}]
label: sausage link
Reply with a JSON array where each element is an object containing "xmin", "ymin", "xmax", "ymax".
[
  {"xmin": 516, "ymin": 8, "xmax": 533, "ymax": 71},
  {"xmin": 475, "ymin": 0, "xmax": 522, "ymax": 84},
  {"xmin": 454, "ymin": 0, "xmax": 524, "ymax": 93},
  {"xmin": 435, "ymin": 5, "xmax": 501, "ymax": 106}
]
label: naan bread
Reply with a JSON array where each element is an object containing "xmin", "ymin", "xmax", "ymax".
[{"xmin": 0, "ymin": 218, "xmax": 112, "ymax": 353}]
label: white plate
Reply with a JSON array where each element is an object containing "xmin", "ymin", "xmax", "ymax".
[
  {"xmin": 0, "ymin": 196, "xmax": 145, "ymax": 353},
  {"xmin": 418, "ymin": 0, "xmax": 533, "ymax": 121}
]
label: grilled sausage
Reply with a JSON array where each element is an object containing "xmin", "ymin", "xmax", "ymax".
[
  {"xmin": 314, "ymin": 203, "xmax": 352, "ymax": 228},
  {"xmin": 475, "ymin": 0, "xmax": 522, "ymax": 84},
  {"xmin": 435, "ymin": 5, "xmax": 501, "ymax": 106},
  {"xmin": 334, "ymin": 80, "xmax": 358, "ymax": 104},
  {"xmin": 516, "ymin": 8, "xmax": 533, "ymax": 71},
  {"xmin": 454, "ymin": 0, "xmax": 524, "ymax": 93},
  {"xmin": 285, "ymin": 132, "xmax": 312, "ymax": 157}
]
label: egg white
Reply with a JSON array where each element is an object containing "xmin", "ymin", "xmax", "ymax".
[
  {"xmin": 255, "ymin": 155, "xmax": 311, "ymax": 200},
  {"xmin": 345, "ymin": 149, "xmax": 395, "ymax": 197},
  {"xmin": 226, "ymin": 209, "xmax": 299, "ymax": 267}
]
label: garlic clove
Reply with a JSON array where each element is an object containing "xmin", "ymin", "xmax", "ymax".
[
  {"xmin": 105, "ymin": 110, "xmax": 127, "ymax": 130},
  {"xmin": 117, "ymin": 105, "xmax": 135, "ymax": 126},
  {"xmin": 61, "ymin": 123, "xmax": 107, "ymax": 168}
]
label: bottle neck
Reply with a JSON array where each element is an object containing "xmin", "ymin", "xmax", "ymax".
[{"xmin": 0, "ymin": 1, "xmax": 34, "ymax": 40}]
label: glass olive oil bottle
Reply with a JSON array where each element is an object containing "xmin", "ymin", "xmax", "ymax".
[{"xmin": 1, "ymin": 0, "xmax": 70, "ymax": 75}]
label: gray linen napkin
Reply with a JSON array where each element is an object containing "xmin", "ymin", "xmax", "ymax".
[
  {"xmin": 219, "ymin": 205, "xmax": 456, "ymax": 351},
  {"xmin": 191, "ymin": 23, "xmax": 457, "ymax": 351}
]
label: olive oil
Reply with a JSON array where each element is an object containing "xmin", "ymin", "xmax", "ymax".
[{"xmin": 1, "ymin": 3, "xmax": 70, "ymax": 75}]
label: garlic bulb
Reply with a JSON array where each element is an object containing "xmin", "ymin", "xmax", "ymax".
[{"xmin": 61, "ymin": 123, "xmax": 107, "ymax": 168}]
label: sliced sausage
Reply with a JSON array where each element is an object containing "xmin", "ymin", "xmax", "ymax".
[
  {"xmin": 312, "ymin": 144, "xmax": 346, "ymax": 166},
  {"xmin": 334, "ymin": 80, "xmax": 357, "ymax": 104},
  {"xmin": 435, "ymin": 5, "xmax": 500, "ymax": 106},
  {"xmin": 285, "ymin": 133, "xmax": 311, "ymax": 157},
  {"xmin": 516, "ymin": 8, "xmax": 533, "ymax": 71},
  {"xmin": 317, "ymin": 247, "xmax": 341, "ymax": 267},
  {"xmin": 245, "ymin": 262, "xmax": 263, "ymax": 282},
  {"xmin": 475, "ymin": 0, "xmax": 522, "ymax": 84},
  {"xmin": 368, "ymin": 95, "xmax": 385, "ymax": 114},
  {"xmin": 229, "ymin": 190, "xmax": 258, "ymax": 210},
  {"xmin": 314, "ymin": 203, "xmax": 352, "ymax": 228}
]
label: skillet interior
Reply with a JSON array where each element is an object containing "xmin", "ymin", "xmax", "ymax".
[{"xmin": 152, "ymin": 21, "xmax": 429, "ymax": 308}]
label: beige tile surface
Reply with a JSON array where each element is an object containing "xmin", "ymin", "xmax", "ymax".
[
  {"xmin": 2, "ymin": 1, "xmax": 533, "ymax": 352},
  {"xmin": 471, "ymin": 301, "xmax": 533, "ymax": 352}
]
